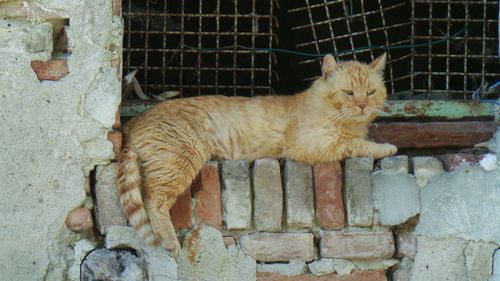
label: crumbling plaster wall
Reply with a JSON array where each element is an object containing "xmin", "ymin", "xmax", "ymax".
[{"xmin": 0, "ymin": 0, "xmax": 121, "ymax": 280}]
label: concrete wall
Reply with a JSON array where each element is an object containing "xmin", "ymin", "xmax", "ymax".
[
  {"xmin": 0, "ymin": 0, "xmax": 121, "ymax": 280},
  {"xmin": 0, "ymin": 1, "xmax": 499, "ymax": 281}
]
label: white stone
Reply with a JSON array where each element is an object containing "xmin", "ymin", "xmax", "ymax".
[
  {"xmin": 106, "ymin": 226, "xmax": 178, "ymax": 281},
  {"xmin": 308, "ymin": 258, "xmax": 335, "ymax": 276},
  {"xmin": 221, "ymin": 160, "xmax": 252, "ymax": 230},
  {"xmin": 410, "ymin": 236, "xmax": 468, "ymax": 281},
  {"xmin": 177, "ymin": 226, "xmax": 256, "ymax": 281},
  {"xmin": 417, "ymin": 166, "xmax": 500, "ymax": 244},
  {"xmin": 490, "ymin": 249, "xmax": 500, "ymax": 281},
  {"xmin": 480, "ymin": 153, "xmax": 497, "ymax": 171},
  {"xmin": 0, "ymin": 19, "xmax": 52, "ymax": 60},
  {"xmin": 332, "ymin": 259, "xmax": 355, "ymax": 276},
  {"xmin": 68, "ymin": 239, "xmax": 96, "ymax": 281},
  {"xmin": 465, "ymin": 241, "xmax": 498, "ymax": 281},
  {"xmin": 380, "ymin": 155, "xmax": 409, "ymax": 173},
  {"xmin": 344, "ymin": 157, "xmax": 374, "ymax": 227},
  {"xmin": 351, "ymin": 259, "xmax": 399, "ymax": 271},
  {"xmin": 373, "ymin": 172, "xmax": 420, "ymax": 225},
  {"xmin": 411, "ymin": 156, "xmax": 444, "ymax": 188},
  {"xmin": 258, "ymin": 260, "xmax": 307, "ymax": 276}
]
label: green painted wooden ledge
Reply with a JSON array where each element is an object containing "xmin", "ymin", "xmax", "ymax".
[{"xmin": 121, "ymin": 100, "xmax": 494, "ymax": 120}]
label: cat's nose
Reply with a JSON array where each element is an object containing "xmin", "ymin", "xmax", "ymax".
[{"xmin": 357, "ymin": 103, "xmax": 367, "ymax": 110}]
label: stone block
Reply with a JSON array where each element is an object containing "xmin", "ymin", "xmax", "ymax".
[
  {"xmin": 313, "ymin": 162, "xmax": 345, "ymax": 230},
  {"xmin": 392, "ymin": 269, "xmax": 410, "ymax": 281},
  {"xmin": 31, "ymin": 60, "xmax": 69, "ymax": 81},
  {"xmin": 380, "ymin": 155, "xmax": 409, "ymax": 173},
  {"xmin": 65, "ymin": 207, "xmax": 94, "ymax": 232},
  {"xmin": 107, "ymin": 131, "xmax": 122, "ymax": 160},
  {"xmin": 80, "ymin": 249, "xmax": 147, "ymax": 281},
  {"xmin": 177, "ymin": 226, "xmax": 257, "ymax": 281},
  {"xmin": 441, "ymin": 153, "xmax": 478, "ymax": 171},
  {"xmin": 332, "ymin": 259, "xmax": 355, "ymax": 275},
  {"xmin": 240, "ymin": 232, "xmax": 314, "ymax": 262},
  {"xmin": 320, "ymin": 231, "xmax": 395, "ymax": 259},
  {"xmin": 170, "ymin": 187, "xmax": 192, "ymax": 230},
  {"xmin": 284, "ymin": 160, "xmax": 314, "ymax": 228},
  {"xmin": 0, "ymin": 19, "xmax": 52, "ymax": 60},
  {"xmin": 193, "ymin": 161, "xmax": 222, "ymax": 229},
  {"xmin": 344, "ymin": 157, "xmax": 374, "ymax": 227},
  {"xmin": 308, "ymin": 258, "xmax": 335, "ymax": 276},
  {"xmin": 491, "ymin": 249, "xmax": 500, "ymax": 281},
  {"xmin": 372, "ymin": 172, "xmax": 420, "ymax": 225},
  {"xmin": 95, "ymin": 164, "xmax": 127, "ymax": 235},
  {"xmin": 411, "ymin": 156, "xmax": 444, "ymax": 188},
  {"xmin": 221, "ymin": 160, "xmax": 252, "ymax": 230},
  {"xmin": 417, "ymin": 167, "xmax": 500, "ymax": 243},
  {"xmin": 465, "ymin": 241, "xmax": 498, "ymax": 281},
  {"xmin": 396, "ymin": 233, "xmax": 417, "ymax": 258},
  {"xmin": 252, "ymin": 158, "xmax": 283, "ymax": 232},
  {"xmin": 257, "ymin": 260, "xmax": 307, "ymax": 276},
  {"xmin": 410, "ymin": 236, "xmax": 468, "ymax": 281},
  {"xmin": 256, "ymin": 269, "xmax": 387, "ymax": 281}
]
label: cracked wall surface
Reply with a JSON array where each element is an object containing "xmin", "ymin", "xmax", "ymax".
[{"xmin": 0, "ymin": 0, "xmax": 121, "ymax": 280}]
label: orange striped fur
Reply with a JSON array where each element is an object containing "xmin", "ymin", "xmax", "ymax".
[{"xmin": 117, "ymin": 54, "xmax": 397, "ymax": 257}]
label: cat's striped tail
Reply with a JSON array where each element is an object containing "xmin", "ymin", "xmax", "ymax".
[{"xmin": 117, "ymin": 145, "xmax": 160, "ymax": 247}]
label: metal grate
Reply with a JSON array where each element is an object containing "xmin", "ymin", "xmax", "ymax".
[
  {"xmin": 288, "ymin": 0, "xmax": 499, "ymax": 100},
  {"xmin": 123, "ymin": 0, "xmax": 499, "ymax": 100},
  {"xmin": 123, "ymin": 0, "xmax": 276, "ymax": 97}
]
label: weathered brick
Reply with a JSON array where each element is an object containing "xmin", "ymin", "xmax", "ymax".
[
  {"xmin": 441, "ymin": 153, "xmax": 478, "ymax": 171},
  {"xmin": 192, "ymin": 161, "xmax": 222, "ymax": 229},
  {"xmin": 252, "ymin": 158, "xmax": 283, "ymax": 232},
  {"xmin": 313, "ymin": 162, "xmax": 345, "ymax": 230},
  {"xmin": 257, "ymin": 269, "xmax": 387, "ymax": 281},
  {"xmin": 396, "ymin": 233, "xmax": 417, "ymax": 258},
  {"xmin": 31, "ymin": 60, "xmax": 69, "ymax": 81},
  {"xmin": 221, "ymin": 160, "xmax": 251, "ymax": 230},
  {"xmin": 95, "ymin": 163, "xmax": 127, "ymax": 234},
  {"xmin": 65, "ymin": 207, "xmax": 94, "ymax": 232},
  {"xmin": 380, "ymin": 155, "xmax": 409, "ymax": 173},
  {"xmin": 240, "ymin": 232, "xmax": 314, "ymax": 262},
  {"xmin": 344, "ymin": 157, "xmax": 374, "ymax": 227},
  {"xmin": 223, "ymin": 236, "xmax": 236, "ymax": 247},
  {"xmin": 170, "ymin": 188, "xmax": 192, "ymax": 230},
  {"xmin": 112, "ymin": 106, "xmax": 121, "ymax": 129},
  {"xmin": 411, "ymin": 156, "xmax": 443, "ymax": 188},
  {"xmin": 112, "ymin": 0, "xmax": 121, "ymax": 16},
  {"xmin": 284, "ymin": 160, "xmax": 314, "ymax": 228},
  {"xmin": 107, "ymin": 131, "xmax": 122, "ymax": 160},
  {"xmin": 320, "ymin": 231, "xmax": 395, "ymax": 259}
]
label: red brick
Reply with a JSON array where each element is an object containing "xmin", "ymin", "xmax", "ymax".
[
  {"xmin": 240, "ymin": 232, "xmax": 314, "ymax": 262},
  {"xmin": 107, "ymin": 131, "xmax": 122, "ymax": 160},
  {"xmin": 112, "ymin": 0, "xmax": 121, "ymax": 16},
  {"xmin": 320, "ymin": 231, "xmax": 395, "ymax": 259},
  {"xmin": 441, "ymin": 153, "xmax": 478, "ymax": 171},
  {"xmin": 257, "ymin": 269, "xmax": 387, "ymax": 281},
  {"xmin": 65, "ymin": 207, "xmax": 94, "ymax": 232},
  {"xmin": 31, "ymin": 60, "xmax": 69, "ymax": 81},
  {"xmin": 314, "ymin": 162, "xmax": 345, "ymax": 230},
  {"xmin": 396, "ymin": 233, "xmax": 417, "ymax": 258},
  {"xmin": 223, "ymin": 236, "xmax": 236, "ymax": 247},
  {"xmin": 192, "ymin": 162, "xmax": 222, "ymax": 229},
  {"xmin": 170, "ymin": 188, "xmax": 192, "ymax": 230},
  {"xmin": 112, "ymin": 105, "xmax": 121, "ymax": 130}
]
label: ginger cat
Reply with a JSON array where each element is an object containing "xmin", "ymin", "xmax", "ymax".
[{"xmin": 117, "ymin": 54, "xmax": 397, "ymax": 257}]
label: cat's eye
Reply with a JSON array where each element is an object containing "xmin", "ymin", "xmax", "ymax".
[
  {"xmin": 367, "ymin": 90, "xmax": 376, "ymax": 95},
  {"xmin": 343, "ymin": 90, "xmax": 354, "ymax": 96}
]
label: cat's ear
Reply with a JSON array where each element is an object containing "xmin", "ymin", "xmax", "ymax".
[
  {"xmin": 322, "ymin": 54, "xmax": 340, "ymax": 79},
  {"xmin": 369, "ymin": 53, "xmax": 387, "ymax": 73}
]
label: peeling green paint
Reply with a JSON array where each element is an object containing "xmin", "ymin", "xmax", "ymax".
[{"xmin": 121, "ymin": 100, "xmax": 494, "ymax": 119}]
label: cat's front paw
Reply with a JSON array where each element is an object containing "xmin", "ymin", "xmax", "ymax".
[
  {"xmin": 375, "ymin": 143, "xmax": 398, "ymax": 159},
  {"xmin": 163, "ymin": 240, "xmax": 181, "ymax": 257}
]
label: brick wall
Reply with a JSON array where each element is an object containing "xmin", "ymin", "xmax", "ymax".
[{"xmin": 92, "ymin": 152, "xmax": 493, "ymax": 280}]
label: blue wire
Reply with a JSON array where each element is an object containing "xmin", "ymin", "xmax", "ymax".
[{"xmin": 184, "ymin": 26, "xmax": 468, "ymax": 57}]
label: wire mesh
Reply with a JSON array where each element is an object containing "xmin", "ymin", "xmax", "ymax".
[
  {"xmin": 123, "ymin": 0, "xmax": 499, "ymax": 100},
  {"xmin": 123, "ymin": 0, "xmax": 276, "ymax": 98},
  {"xmin": 288, "ymin": 0, "xmax": 499, "ymax": 99}
]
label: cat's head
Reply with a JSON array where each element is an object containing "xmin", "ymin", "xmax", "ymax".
[{"xmin": 317, "ymin": 53, "xmax": 387, "ymax": 122}]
